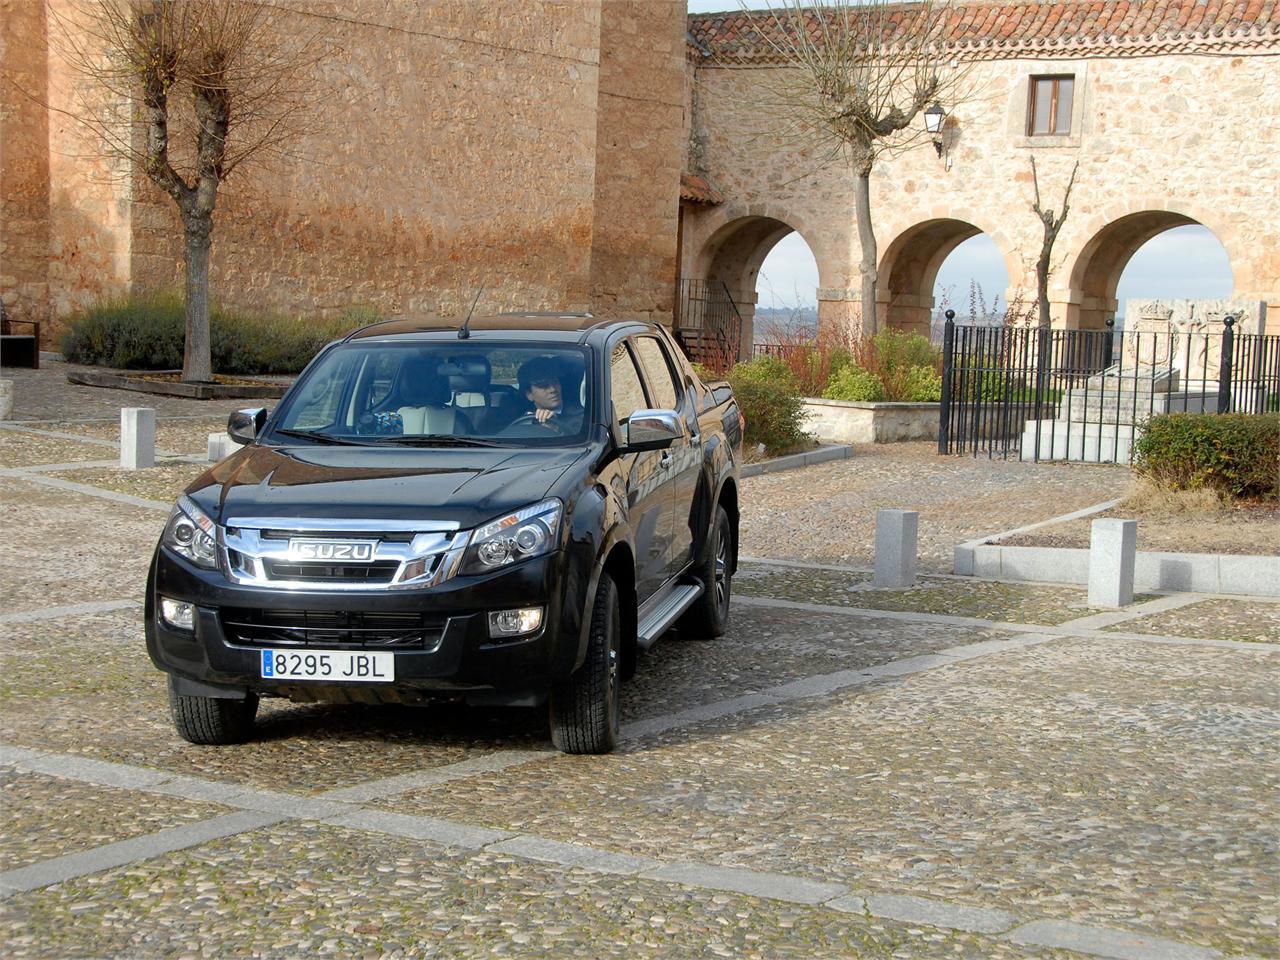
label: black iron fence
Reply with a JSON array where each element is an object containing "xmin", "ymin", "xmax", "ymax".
[
  {"xmin": 674, "ymin": 279, "xmax": 743, "ymax": 371},
  {"xmin": 939, "ymin": 311, "xmax": 1280, "ymax": 464}
]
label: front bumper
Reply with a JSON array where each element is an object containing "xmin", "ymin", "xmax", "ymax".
[{"xmin": 145, "ymin": 547, "xmax": 584, "ymax": 704}]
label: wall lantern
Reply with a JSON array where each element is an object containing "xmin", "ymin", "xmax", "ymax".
[{"xmin": 924, "ymin": 102, "xmax": 946, "ymax": 156}]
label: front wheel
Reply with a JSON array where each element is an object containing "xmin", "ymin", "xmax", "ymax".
[
  {"xmin": 679, "ymin": 504, "xmax": 733, "ymax": 639},
  {"xmin": 549, "ymin": 573, "xmax": 621, "ymax": 754},
  {"xmin": 168, "ymin": 677, "xmax": 259, "ymax": 745}
]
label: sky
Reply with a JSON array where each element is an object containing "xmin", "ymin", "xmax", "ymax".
[{"xmin": 686, "ymin": 2, "xmax": 1234, "ymax": 317}]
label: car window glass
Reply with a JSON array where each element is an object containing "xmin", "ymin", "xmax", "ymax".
[
  {"xmin": 288, "ymin": 351, "xmax": 359, "ymax": 429},
  {"xmin": 609, "ymin": 342, "xmax": 649, "ymax": 428},
  {"xmin": 633, "ymin": 336, "xmax": 679, "ymax": 411}
]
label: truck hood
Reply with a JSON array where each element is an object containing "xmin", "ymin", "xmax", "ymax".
[{"xmin": 188, "ymin": 442, "xmax": 589, "ymax": 530}]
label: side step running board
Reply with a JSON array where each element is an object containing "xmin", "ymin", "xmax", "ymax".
[{"xmin": 636, "ymin": 581, "xmax": 703, "ymax": 651}]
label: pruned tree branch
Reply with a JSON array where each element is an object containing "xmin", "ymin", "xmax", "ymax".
[{"xmin": 1030, "ymin": 156, "xmax": 1080, "ymax": 327}]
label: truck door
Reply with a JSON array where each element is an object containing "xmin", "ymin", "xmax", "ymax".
[
  {"xmin": 632, "ymin": 335, "xmax": 701, "ymax": 580},
  {"xmin": 608, "ymin": 341, "xmax": 670, "ymax": 602}
]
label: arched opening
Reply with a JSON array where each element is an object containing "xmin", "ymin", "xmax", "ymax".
[
  {"xmin": 879, "ymin": 219, "xmax": 1009, "ymax": 338},
  {"xmin": 689, "ymin": 215, "xmax": 815, "ymax": 358},
  {"xmin": 931, "ymin": 234, "xmax": 1013, "ymax": 334},
  {"xmin": 1069, "ymin": 213, "xmax": 1234, "ymax": 331},
  {"xmin": 756, "ymin": 232, "xmax": 819, "ymax": 341}
]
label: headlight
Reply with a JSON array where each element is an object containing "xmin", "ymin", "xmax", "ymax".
[
  {"xmin": 162, "ymin": 494, "xmax": 219, "ymax": 569},
  {"xmin": 461, "ymin": 499, "xmax": 561, "ymax": 575}
]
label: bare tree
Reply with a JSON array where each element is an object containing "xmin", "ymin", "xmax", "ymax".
[
  {"xmin": 49, "ymin": 1, "xmax": 327, "ymax": 382},
  {"xmin": 1029, "ymin": 156, "xmax": 1079, "ymax": 328},
  {"xmin": 737, "ymin": 0, "xmax": 973, "ymax": 335}
]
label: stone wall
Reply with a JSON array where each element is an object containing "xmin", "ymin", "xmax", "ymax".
[
  {"xmin": 4, "ymin": 0, "xmax": 688, "ymax": 339},
  {"xmin": 588, "ymin": 1, "xmax": 685, "ymax": 322},
  {"xmin": 681, "ymin": 47, "xmax": 1280, "ymax": 336}
]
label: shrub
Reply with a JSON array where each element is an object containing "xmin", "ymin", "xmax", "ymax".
[
  {"xmin": 851, "ymin": 329, "xmax": 942, "ymax": 402},
  {"xmin": 60, "ymin": 293, "xmax": 380, "ymax": 374},
  {"xmin": 822, "ymin": 364, "xmax": 885, "ymax": 402},
  {"xmin": 1133, "ymin": 413, "xmax": 1279, "ymax": 501},
  {"xmin": 727, "ymin": 360, "xmax": 809, "ymax": 454},
  {"xmin": 901, "ymin": 364, "xmax": 943, "ymax": 402}
]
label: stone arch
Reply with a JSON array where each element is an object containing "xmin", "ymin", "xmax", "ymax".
[
  {"xmin": 877, "ymin": 216, "xmax": 1020, "ymax": 336},
  {"xmin": 692, "ymin": 203, "xmax": 827, "ymax": 297},
  {"xmin": 1062, "ymin": 202, "xmax": 1238, "ymax": 331}
]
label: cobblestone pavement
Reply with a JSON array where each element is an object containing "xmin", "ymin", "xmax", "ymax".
[{"xmin": 2, "ymin": 365, "xmax": 1276, "ymax": 958}]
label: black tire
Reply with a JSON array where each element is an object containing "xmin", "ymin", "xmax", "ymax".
[
  {"xmin": 168, "ymin": 677, "xmax": 259, "ymax": 745},
  {"xmin": 549, "ymin": 573, "xmax": 621, "ymax": 754},
  {"xmin": 678, "ymin": 504, "xmax": 733, "ymax": 639}
]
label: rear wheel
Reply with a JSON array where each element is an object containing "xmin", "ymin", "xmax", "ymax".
[
  {"xmin": 549, "ymin": 573, "xmax": 621, "ymax": 754},
  {"xmin": 678, "ymin": 504, "xmax": 733, "ymax": 639},
  {"xmin": 168, "ymin": 677, "xmax": 259, "ymax": 745}
]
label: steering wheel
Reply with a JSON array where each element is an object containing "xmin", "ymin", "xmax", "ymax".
[{"xmin": 505, "ymin": 413, "xmax": 561, "ymax": 432}]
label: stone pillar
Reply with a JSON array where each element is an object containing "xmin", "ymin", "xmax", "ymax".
[
  {"xmin": 1088, "ymin": 518, "xmax": 1137, "ymax": 608},
  {"xmin": 120, "ymin": 407, "xmax": 156, "ymax": 470},
  {"xmin": 207, "ymin": 432, "xmax": 235, "ymax": 462},
  {"xmin": 874, "ymin": 509, "xmax": 918, "ymax": 589}
]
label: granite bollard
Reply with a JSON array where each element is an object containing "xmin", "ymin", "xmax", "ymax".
[
  {"xmin": 120, "ymin": 407, "xmax": 156, "ymax": 469},
  {"xmin": 208, "ymin": 432, "xmax": 235, "ymax": 462},
  {"xmin": 1087, "ymin": 518, "xmax": 1137, "ymax": 608},
  {"xmin": 874, "ymin": 509, "xmax": 918, "ymax": 589}
]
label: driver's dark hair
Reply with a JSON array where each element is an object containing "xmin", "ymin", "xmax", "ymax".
[{"xmin": 518, "ymin": 356, "xmax": 561, "ymax": 394}]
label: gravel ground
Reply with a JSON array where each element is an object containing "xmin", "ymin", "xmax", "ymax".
[
  {"xmin": 0, "ymin": 430, "xmax": 111, "ymax": 468},
  {"xmin": 740, "ymin": 444, "xmax": 1127, "ymax": 573},
  {"xmin": 0, "ymin": 822, "xmax": 1061, "ymax": 960},
  {"xmin": 1108, "ymin": 597, "xmax": 1280, "ymax": 643},
  {"xmin": 999, "ymin": 503, "xmax": 1280, "ymax": 556},
  {"xmin": 381, "ymin": 636, "xmax": 1280, "ymax": 957},
  {"xmin": 40, "ymin": 416, "xmax": 234, "ymax": 456},
  {"xmin": 46, "ymin": 461, "xmax": 209, "ymax": 505}
]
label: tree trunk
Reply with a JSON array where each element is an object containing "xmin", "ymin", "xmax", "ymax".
[
  {"xmin": 1036, "ymin": 247, "xmax": 1052, "ymax": 328},
  {"xmin": 853, "ymin": 164, "xmax": 878, "ymax": 337},
  {"xmin": 182, "ymin": 219, "xmax": 214, "ymax": 383}
]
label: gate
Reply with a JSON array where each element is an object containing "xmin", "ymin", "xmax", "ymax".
[
  {"xmin": 938, "ymin": 311, "xmax": 1280, "ymax": 463},
  {"xmin": 674, "ymin": 279, "xmax": 743, "ymax": 371}
]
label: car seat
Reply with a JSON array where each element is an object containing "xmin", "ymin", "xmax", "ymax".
[{"xmin": 396, "ymin": 355, "xmax": 472, "ymax": 434}]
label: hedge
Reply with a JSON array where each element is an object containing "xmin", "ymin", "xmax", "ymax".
[
  {"xmin": 60, "ymin": 292, "xmax": 381, "ymax": 375},
  {"xmin": 726, "ymin": 356, "xmax": 810, "ymax": 453},
  {"xmin": 1133, "ymin": 413, "xmax": 1279, "ymax": 501}
]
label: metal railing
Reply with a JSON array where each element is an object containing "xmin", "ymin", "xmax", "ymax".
[
  {"xmin": 674, "ymin": 279, "xmax": 742, "ymax": 371},
  {"xmin": 938, "ymin": 311, "xmax": 1280, "ymax": 464}
]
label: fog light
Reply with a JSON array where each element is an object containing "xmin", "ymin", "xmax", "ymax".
[
  {"xmin": 488, "ymin": 607, "xmax": 543, "ymax": 638},
  {"xmin": 159, "ymin": 597, "xmax": 196, "ymax": 631}
]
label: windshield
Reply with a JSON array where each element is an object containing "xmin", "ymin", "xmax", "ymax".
[{"xmin": 269, "ymin": 341, "xmax": 593, "ymax": 446}]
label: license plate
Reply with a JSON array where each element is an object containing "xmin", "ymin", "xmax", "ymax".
[{"xmin": 260, "ymin": 649, "xmax": 394, "ymax": 682}]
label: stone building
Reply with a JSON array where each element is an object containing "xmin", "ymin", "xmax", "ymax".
[
  {"xmin": 3, "ymin": 0, "xmax": 1277, "ymax": 351},
  {"xmin": 0, "ymin": 0, "xmax": 687, "ymax": 342},
  {"xmin": 681, "ymin": 0, "xmax": 1280, "ymax": 345}
]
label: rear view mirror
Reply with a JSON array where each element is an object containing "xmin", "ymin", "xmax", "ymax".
[
  {"xmin": 228, "ymin": 407, "xmax": 267, "ymax": 445},
  {"xmin": 622, "ymin": 409, "xmax": 682, "ymax": 452}
]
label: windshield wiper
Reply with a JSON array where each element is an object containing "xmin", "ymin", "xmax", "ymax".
[
  {"xmin": 369, "ymin": 435, "xmax": 503, "ymax": 448},
  {"xmin": 273, "ymin": 428, "xmax": 369, "ymax": 446}
]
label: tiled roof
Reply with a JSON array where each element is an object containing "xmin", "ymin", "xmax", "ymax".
[
  {"xmin": 680, "ymin": 172, "xmax": 726, "ymax": 204},
  {"xmin": 688, "ymin": 1, "xmax": 1280, "ymax": 62}
]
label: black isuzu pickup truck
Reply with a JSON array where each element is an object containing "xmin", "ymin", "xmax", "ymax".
[{"xmin": 146, "ymin": 313, "xmax": 742, "ymax": 754}]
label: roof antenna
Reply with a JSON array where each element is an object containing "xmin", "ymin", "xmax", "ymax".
[{"xmin": 458, "ymin": 284, "xmax": 484, "ymax": 340}]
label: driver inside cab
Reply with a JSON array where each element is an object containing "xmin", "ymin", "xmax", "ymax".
[{"xmin": 518, "ymin": 356, "xmax": 584, "ymax": 432}]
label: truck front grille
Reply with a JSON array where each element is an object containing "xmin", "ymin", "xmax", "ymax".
[
  {"xmin": 221, "ymin": 608, "xmax": 446, "ymax": 649},
  {"xmin": 261, "ymin": 560, "xmax": 401, "ymax": 584}
]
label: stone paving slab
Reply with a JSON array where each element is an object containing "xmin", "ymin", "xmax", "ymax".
[
  {"xmin": 625, "ymin": 602, "xmax": 1001, "ymax": 721},
  {"xmin": 0, "ymin": 609, "xmax": 550, "ymax": 793},
  {"xmin": 45, "ymin": 461, "xmax": 208, "ymax": 506},
  {"xmin": 0, "ymin": 821, "xmax": 1061, "ymax": 959},
  {"xmin": 1103, "ymin": 597, "xmax": 1280, "ymax": 644},
  {"xmin": 0, "ymin": 772, "xmax": 232, "ymax": 871},
  {"xmin": 0, "ymin": 478, "xmax": 164, "ymax": 613},
  {"xmin": 378, "ymin": 636, "xmax": 1278, "ymax": 957},
  {"xmin": 735, "ymin": 562, "xmax": 1118, "ymax": 626}
]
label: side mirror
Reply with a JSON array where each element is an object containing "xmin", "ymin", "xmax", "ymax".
[
  {"xmin": 228, "ymin": 407, "xmax": 267, "ymax": 445},
  {"xmin": 622, "ymin": 409, "xmax": 682, "ymax": 452}
]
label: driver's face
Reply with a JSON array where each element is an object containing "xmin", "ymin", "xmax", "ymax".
[{"xmin": 525, "ymin": 378, "xmax": 561, "ymax": 411}]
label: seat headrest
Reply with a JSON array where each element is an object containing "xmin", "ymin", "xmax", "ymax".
[{"xmin": 399, "ymin": 355, "xmax": 450, "ymax": 407}]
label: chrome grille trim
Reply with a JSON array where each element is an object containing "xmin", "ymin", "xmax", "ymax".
[{"xmin": 220, "ymin": 520, "xmax": 468, "ymax": 591}]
